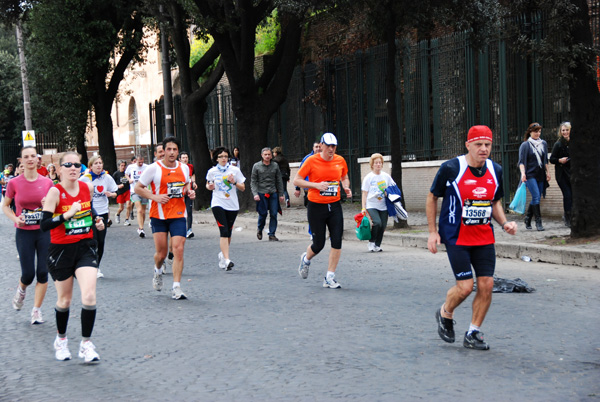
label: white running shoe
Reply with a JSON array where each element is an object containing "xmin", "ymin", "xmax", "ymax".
[
  {"xmin": 323, "ymin": 275, "xmax": 342, "ymax": 289},
  {"xmin": 368, "ymin": 242, "xmax": 375, "ymax": 252},
  {"xmin": 78, "ymin": 340, "xmax": 100, "ymax": 363},
  {"xmin": 31, "ymin": 308, "xmax": 44, "ymax": 325},
  {"xmin": 124, "ymin": 219, "xmax": 131, "ymax": 226},
  {"xmin": 373, "ymin": 245, "xmax": 382, "ymax": 252},
  {"xmin": 153, "ymin": 272, "xmax": 163, "ymax": 291},
  {"xmin": 218, "ymin": 252, "xmax": 226, "ymax": 269},
  {"xmin": 224, "ymin": 259, "xmax": 234, "ymax": 271},
  {"xmin": 298, "ymin": 252, "xmax": 310, "ymax": 279},
  {"xmin": 12, "ymin": 287, "xmax": 25, "ymax": 310},
  {"xmin": 172, "ymin": 286, "xmax": 187, "ymax": 300},
  {"xmin": 138, "ymin": 228, "xmax": 146, "ymax": 238},
  {"xmin": 96, "ymin": 269, "xmax": 104, "ymax": 279},
  {"xmin": 54, "ymin": 336, "xmax": 72, "ymax": 361},
  {"xmin": 115, "ymin": 214, "xmax": 120, "ymax": 224}
]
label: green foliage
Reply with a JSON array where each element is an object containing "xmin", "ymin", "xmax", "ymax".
[
  {"xmin": 0, "ymin": 24, "xmax": 23, "ymax": 139},
  {"xmin": 255, "ymin": 10, "xmax": 280, "ymax": 56},
  {"xmin": 190, "ymin": 35, "xmax": 214, "ymax": 67}
]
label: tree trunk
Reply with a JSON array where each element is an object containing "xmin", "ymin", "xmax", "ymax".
[
  {"xmin": 166, "ymin": 2, "xmax": 224, "ymax": 209},
  {"xmin": 94, "ymin": 95, "xmax": 117, "ymax": 174},
  {"xmin": 236, "ymin": 107, "xmax": 270, "ymax": 211},
  {"xmin": 386, "ymin": 17, "xmax": 408, "ymax": 228},
  {"xmin": 182, "ymin": 96, "xmax": 213, "ymax": 207},
  {"xmin": 568, "ymin": 0, "xmax": 600, "ymax": 238}
]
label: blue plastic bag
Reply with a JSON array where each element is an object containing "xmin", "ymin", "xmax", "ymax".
[{"xmin": 509, "ymin": 182, "xmax": 526, "ymax": 215}]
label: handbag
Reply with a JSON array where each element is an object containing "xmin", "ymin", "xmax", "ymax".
[
  {"xmin": 509, "ymin": 182, "xmax": 527, "ymax": 215},
  {"xmin": 355, "ymin": 215, "xmax": 371, "ymax": 241}
]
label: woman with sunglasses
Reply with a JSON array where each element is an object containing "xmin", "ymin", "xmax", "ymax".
[
  {"xmin": 206, "ymin": 147, "xmax": 246, "ymax": 270},
  {"xmin": 41, "ymin": 152, "xmax": 105, "ymax": 362},
  {"xmin": 550, "ymin": 122, "xmax": 572, "ymax": 227},
  {"xmin": 518, "ymin": 122, "xmax": 550, "ymax": 231},
  {"xmin": 80, "ymin": 155, "xmax": 118, "ymax": 278},
  {"xmin": 2, "ymin": 146, "xmax": 53, "ymax": 324}
]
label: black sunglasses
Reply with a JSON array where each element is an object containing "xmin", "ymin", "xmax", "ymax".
[{"xmin": 61, "ymin": 162, "xmax": 82, "ymax": 168}]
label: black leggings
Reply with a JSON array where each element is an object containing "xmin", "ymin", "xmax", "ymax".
[
  {"xmin": 92, "ymin": 213, "xmax": 109, "ymax": 265},
  {"xmin": 212, "ymin": 206, "xmax": 238, "ymax": 238},
  {"xmin": 16, "ymin": 228, "xmax": 50, "ymax": 285},
  {"xmin": 307, "ymin": 201, "xmax": 344, "ymax": 254}
]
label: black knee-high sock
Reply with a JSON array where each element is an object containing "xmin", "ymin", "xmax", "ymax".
[
  {"xmin": 81, "ymin": 304, "xmax": 96, "ymax": 339},
  {"xmin": 55, "ymin": 306, "xmax": 69, "ymax": 337}
]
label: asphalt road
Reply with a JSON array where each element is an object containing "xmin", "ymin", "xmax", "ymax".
[{"xmin": 1, "ymin": 213, "xmax": 599, "ymax": 401}]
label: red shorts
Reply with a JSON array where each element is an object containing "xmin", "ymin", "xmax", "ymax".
[{"xmin": 116, "ymin": 191, "xmax": 130, "ymax": 204}]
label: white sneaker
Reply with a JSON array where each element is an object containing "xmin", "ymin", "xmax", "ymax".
[
  {"xmin": 96, "ymin": 269, "xmax": 104, "ymax": 279},
  {"xmin": 78, "ymin": 340, "xmax": 100, "ymax": 363},
  {"xmin": 12, "ymin": 287, "xmax": 25, "ymax": 310},
  {"xmin": 298, "ymin": 252, "xmax": 310, "ymax": 279},
  {"xmin": 373, "ymin": 245, "xmax": 382, "ymax": 252},
  {"xmin": 138, "ymin": 228, "xmax": 146, "ymax": 238},
  {"xmin": 224, "ymin": 259, "xmax": 234, "ymax": 271},
  {"xmin": 172, "ymin": 286, "xmax": 187, "ymax": 300},
  {"xmin": 368, "ymin": 242, "xmax": 375, "ymax": 252},
  {"xmin": 153, "ymin": 271, "xmax": 163, "ymax": 291},
  {"xmin": 218, "ymin": 252, "xmax": 226, "ymax": 269},
  {"xmin": 124, "ymin": 219, "xmax": 131, "ymax": 226},
  {"xmin": 323, "ymin": 275, "xmax": 342, "ymax": 289},
  {"xmin": 115, "ymin": 214, "xmax": 120, "ymax": 224},
  {"xmin": 54, "ymin": 336, "xmax": 72, "ymax": 361},
  {"xmin": 31, "ymin": 308, "xmax": 44, "ymax": 325}
]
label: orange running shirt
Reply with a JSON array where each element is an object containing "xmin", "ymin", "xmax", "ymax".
[
  {"xmin": 296, "ymin": 153, "xmax": 348, "ymax": 204},
  {"xmin": 138, "ymin": 161, "xmax": 190, "ymax": 220}
]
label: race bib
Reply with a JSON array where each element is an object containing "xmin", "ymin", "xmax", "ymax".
[
  {"xmin": 320, "ymin": 181, "xmax": 339, "ymax": 197},
  {"xmin": 22, "ymin": 208, "xmax": 43, "ymax": 225},
  {"xmin": 120, "ymin": 176, "xmax": 129, "ymax": 184},
  {"xmin": 167, "ymin": 182, "xmax": 185, "ymax": 198},
  {"xmin": 462, "ymin": 199, "xmax": 492, "ymax": 225},
  {"xmin": 64, "ymin": 212, "xmax": 93, "ymax": 235}
]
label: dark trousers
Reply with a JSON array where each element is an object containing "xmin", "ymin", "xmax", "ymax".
[{"xmin": 367, "ymin": 208, "xmax": 389, "ymax": 247}]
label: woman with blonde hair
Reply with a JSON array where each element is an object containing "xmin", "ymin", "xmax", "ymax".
[
  {"xmin": 41, "ymin": 152, "xmax": 105, "ymax": 362},
  {"xmin": 361, "ymin": 153, "xmax": 396, "ymax": 252},
  {"xmin": 550, "ymin": 122, "xmax": 572, "ymax": 226},
  {"xmin": 80, "ymin": 155, "xmax": 118, "ymax": 278}
]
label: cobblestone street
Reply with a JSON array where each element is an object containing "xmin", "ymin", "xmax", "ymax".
[{"xmin": 1, "ymin": 210, "xmax": 599, "ymax": 401}]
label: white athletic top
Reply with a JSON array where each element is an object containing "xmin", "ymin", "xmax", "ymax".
[
  {"xmin": 361, "ymin": 171, "xmax": 396, "ymax": 211},
  {"xmin": 125, "ymin": 163, "xmax": 148, "ymax": 194},
  {"xmin": 206, "ymin": 164, "xmax": 246, "ymax": 211},
  {"xmin": 80, "ymin": 172, "xmax": 119, "ymax": 215}
]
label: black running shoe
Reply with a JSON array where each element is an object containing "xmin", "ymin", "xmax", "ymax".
[
  {"xmin": 463, "ymin": 330, "xmax": 489, "ymax": 350},
  {"xmin": 436, "ymin": 308, "xmax": 455, "ymax": 343}
]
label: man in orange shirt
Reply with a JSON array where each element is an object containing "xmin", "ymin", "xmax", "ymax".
[
  {"xmin": 293, "ymin": 133, "xmax": 352, "ymax": 289},
  {"xmin": 135, "ymin": 137, "xmax": 195, "ymax": 300}
]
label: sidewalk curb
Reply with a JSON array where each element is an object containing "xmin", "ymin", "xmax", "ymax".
[{"xmin": 195, "ymin": 213, "xmax": 600, "ymax": 269}]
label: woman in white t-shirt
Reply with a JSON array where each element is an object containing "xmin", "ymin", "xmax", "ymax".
[
  {"xmin": 80, "ymin": 155, "xmax": 118, "ymax": 278},
  {"xmin": 361, "ymin": 153, "xmax": 395, "ymax": 252},
  {"xmin": 206, "ymin": 146, "xmax": 246, "ymax": 270}
]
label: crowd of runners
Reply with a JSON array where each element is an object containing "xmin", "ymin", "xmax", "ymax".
[{"xmin": 3, "ymin": 126, "xmax": 519, "ymax": 362}]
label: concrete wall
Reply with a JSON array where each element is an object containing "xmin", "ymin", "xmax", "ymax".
[{"xmin": 288, "ymin": 156, "xmax": 566, "ymax": 217}]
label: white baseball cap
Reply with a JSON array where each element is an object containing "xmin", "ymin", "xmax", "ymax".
[{"xmin": 320, "ymin": 132, "xmax": 338, "ymax": 146}]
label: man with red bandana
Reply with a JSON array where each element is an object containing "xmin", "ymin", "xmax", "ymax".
[{"xmin": 426, "ymin": 125, "xmax": 517, "ymax": 350}]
